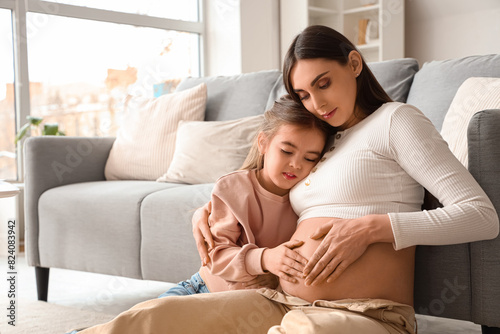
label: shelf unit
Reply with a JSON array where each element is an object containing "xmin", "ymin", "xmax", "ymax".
[{"xmin": 280, "ymin": 0, "xmax": 404, "ymax": 63}]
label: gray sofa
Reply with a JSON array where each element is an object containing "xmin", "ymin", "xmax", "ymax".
[{"xmin": 25, "ymin": 54, "xmax": 500, "ymax": 332}]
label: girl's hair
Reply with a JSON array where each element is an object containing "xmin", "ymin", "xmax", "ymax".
[
  {"xmin": 241, "ymin": 94, "xmax": 332, "ymax": 171},
  {"xmin": 283, "ymin": 25, "xmax": 392, "ymax": 118}
]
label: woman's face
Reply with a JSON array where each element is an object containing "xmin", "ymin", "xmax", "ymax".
[{"xmin": 290, "ymin": 56, "xmax": 362, "ymax": 130}]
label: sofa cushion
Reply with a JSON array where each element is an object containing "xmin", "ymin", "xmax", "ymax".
[
  {"xmin": 104, "ymin": 83, "xmax": 207, "ymax": 181},
  {"xmin": 265, "ymin": 58, "xmax": 419, "ymax": 111},
  {"xmin": 38, "ymin": 181, "xmax": 181, "ymax": 279},
  {"xmin": 368, "ymin": 58, "xmax": 419, "ymax": 103},
  {"xmin": 440, "ymin": 77, "xmax": 500, "ymax": 168},
  {"xmin": 140, "ymin": 183, "xmax": 214, "ymax": 282},
  {"xmin": 176, "ymin": 70, "xmax": 281, "ymax": 121},
  {"xmin": 407, "ymin": 54, "xmax": 500, "ymax": 131},
  {"xmin": 157, "ymin": 115, "xmax": 264, "ymax": 184}
]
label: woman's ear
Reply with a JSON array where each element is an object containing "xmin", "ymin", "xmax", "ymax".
[
  {"xmin": 348, "ymin": 50, "xmax": 363, "ymax": 77},
  {"xmin": 257, "ymin": 132, "xmax": 268, "ymax": 155}
]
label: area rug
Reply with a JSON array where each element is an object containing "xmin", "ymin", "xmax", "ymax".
[{"xmin": 0, "ymin": 299, "xmax": 115, "ymax": 334}]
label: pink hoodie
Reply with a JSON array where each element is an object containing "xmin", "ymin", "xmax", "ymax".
[{"xmin": 199, "ymin": 170, "xmax": 298, "ymax": 292}]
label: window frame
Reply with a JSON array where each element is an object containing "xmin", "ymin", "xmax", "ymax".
[{"xmin": 0, "ymin": 0, "xmax": 205, "ymax": 182}]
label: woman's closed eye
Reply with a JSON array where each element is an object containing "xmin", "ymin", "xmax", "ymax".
[
  {"xmin": 281, "ymin": 149, "xmax": 292, "ymax": 155},
  {"xmin": 298, "ymin": 93, "xmax": 309, "ymax": 101},
  {"xmin": 319, "ymin": 82, "xmax": 330, "ymax": 90},
  {"xmin": 318, "ymin": 78, "xmax": 330, "ymax": 89}
]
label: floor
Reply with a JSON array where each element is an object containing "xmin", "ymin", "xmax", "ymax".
[{"xmin": 0, "ymin": 253, "xmax": 483, "ymax": 333}]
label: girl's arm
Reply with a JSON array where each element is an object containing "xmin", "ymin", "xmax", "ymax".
[
  {"xmin": 192, "ymin": 202, "xmax": 214, "ymax": 266},
  {"xmin": 207, "ymin": 187, "xmax": 307, "ymax": 284}
]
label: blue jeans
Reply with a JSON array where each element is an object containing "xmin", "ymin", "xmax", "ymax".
[{"xmin": 159, "ymin": 272, "xmax": 210, "ymax": 297}]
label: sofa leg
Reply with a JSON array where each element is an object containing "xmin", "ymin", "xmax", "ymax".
[
  {"xmin": 35, "ymin": 266, "xmax": 50, "ymax": 301},
  {"xmin": 482, "ymin": 325, "xmax": 500, "ymax": 334}
]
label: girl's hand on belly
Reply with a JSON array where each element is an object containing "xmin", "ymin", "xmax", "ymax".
[
  {"xmin": 262, "ymin": 240, "xmax": 309, "ymax": 283},
  {"xmin": 303, "ymin": 214, "xmax": 394, "ymax": 286}
]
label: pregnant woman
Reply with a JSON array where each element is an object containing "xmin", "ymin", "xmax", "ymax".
[{"xmin": 76, "ymin": 25, "xmax": 498, "ymax": 334}]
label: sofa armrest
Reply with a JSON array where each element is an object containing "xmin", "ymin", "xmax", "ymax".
[
  {"xmin": 24, "ymin": 136, "xmax": 115, "ymax": 266},
  {"xmin": 467, "ymin": 109, "xmax": 500, "ymax": 328}
]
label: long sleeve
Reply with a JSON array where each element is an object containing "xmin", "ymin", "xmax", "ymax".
[
  {"xmin": 202, "ymin": 170, "xmax": 297, "ymax": 287},
  {"xmin": 206, "ymin": 191, "xmax": 265, "ymax": 282},
  {"xmin": 388, "ymin": 105, "xmax": 499, "ymax": 249}
]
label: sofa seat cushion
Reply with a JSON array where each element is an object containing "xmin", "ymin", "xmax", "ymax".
[
  {"xmin": 38, "ymin": 180, "xmax": 183, "ymax": 279},
  {"xmin": 140, "ymin": 183, "xmax": 214, "ymax": 282}
]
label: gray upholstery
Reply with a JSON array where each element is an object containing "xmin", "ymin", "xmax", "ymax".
[
  {"xmin": 140, "ymin": 184, "xmax": 214, "ymax": 281},
  {"xmin": 407, "ymin": 54, "xmax": 500, "ymax": 131},
  {"xmin": 24, "ymin": 55, "xmax": 500, "ymax": 329},
  {"xmin": 413, "ymin": 244, "xmax": 472, "ymax": 321},
  {"xmin": 24, "ymin": 136, "xmax": 115, "ymax": 265},
  {"xmin": 38, "ymin": 181, "xmax": 180, "ymax": 278},
  {"xmin": 176, "ymin": 69, "xmax": 281, "ymax": 121},
  {"xmin": 368, "ymin": 58, "xmax": 419, "ymax": 103},
  {"xmin": 468, "ymin": 110, "xmax": 500, "ymax": 328}
]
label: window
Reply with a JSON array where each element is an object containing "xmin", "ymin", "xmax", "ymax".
[
  {"xmin": 0, "ymin": 0, "xmax": 203, "ymax": 181},
  {"xmin": 49, "ymin": 0, "xmax": 199, "ymax": 21},
  {"xmin": 0, "ymin": 8, "xmax": 16, "ymax": 180},
  {"xmin": 27, "ymin": 14, "xmax": 200, "ymax": 137}
]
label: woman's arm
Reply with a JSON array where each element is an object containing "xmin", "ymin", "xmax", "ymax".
[
  {"xmin": 302, "ymin": 104, "xmax": 499, "ymax": 285},
  {"xmin": 387, "ymin": 105, "xmax": 498, "ymax": 249},
  {"xmin": 192, "ymin": 202, "xmax": 214, "ymax": 266}
]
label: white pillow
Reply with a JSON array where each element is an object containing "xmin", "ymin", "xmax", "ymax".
[
  {"xmin": 157, "ymin": 114, "xmax": 264, "ymax": 184},
  {"xmin": 441, "ymin": 77, "xmax": 500, "ymax": 168},
  {"xmin": 104, "ymin": 83, "xmax": 207, "ymax": 180}
]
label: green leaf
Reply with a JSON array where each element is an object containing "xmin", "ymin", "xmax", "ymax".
[
  {"xmin": 14, "ymin": 122, "xmax": 31, "ymax": 145},
  {"xmin": 27, "ymin": 115, "xmax": 43, "ymax": 126},
  {"xmin": 42, "ymin": 123, "xmax": 59, "ymax": 136}
]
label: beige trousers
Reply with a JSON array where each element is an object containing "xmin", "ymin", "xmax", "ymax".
[{"xmin": 78, "ymin": 288, "xmax": 416, "ymax": 334}]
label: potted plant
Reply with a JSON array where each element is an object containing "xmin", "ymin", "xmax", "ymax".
[{"xmin": 14, "ymin": 116, "xmax": 65, "ymax": 145}]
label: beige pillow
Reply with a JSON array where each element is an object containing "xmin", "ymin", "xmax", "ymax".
[
  {"xmin": 441, "ymin": 77, "xmax": 500, "ymax": 168},
  {"xmin": 105, "ymin": 83, "xmax": 207, "ymax": 180},
  {"xmin": 157, "ymin": 114, "xmax": 264, "ymax": 184}
]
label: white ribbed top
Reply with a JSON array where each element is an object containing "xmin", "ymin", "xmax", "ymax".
[{"xmin": 290, "ymin": 102, "xmax": 499, "ymax": 250}]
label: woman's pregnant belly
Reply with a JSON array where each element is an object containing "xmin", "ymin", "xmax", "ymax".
[{"xmin": 280, "ymin": 218, "xmax": 416, "ymax": 305}]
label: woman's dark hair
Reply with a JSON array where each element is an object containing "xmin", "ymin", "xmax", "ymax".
[
  {"xmin": 240, "ymin": 94, "xmax": 332, "ymax": 170},
  {"xmin": 283, "ymin": 25, "xmax": 392, "ymax": 117}
]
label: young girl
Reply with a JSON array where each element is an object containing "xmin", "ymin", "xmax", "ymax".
[{"xmin": 159, "ymin": 95, "xmax": 331, "ymax": 297}]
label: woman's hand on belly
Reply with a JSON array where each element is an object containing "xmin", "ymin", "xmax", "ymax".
[
  {"xmin": 261, "ymin": 240, "xmax": 309, "ymax": 283},
  {"xmin": 281, "ymin": 218, "xmax": 416, "ymax": 305},
  {"xmin": 303, "ymin": 214, "xmax": 395, "ymax": 286}
]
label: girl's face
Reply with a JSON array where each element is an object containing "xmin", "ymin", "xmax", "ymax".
[
  {"xmin": 290, "ymin": 55, "xmax": 363, "ymax": 130},
  {"xmin": 257, "ymin": 124, "xmax": 325, "ymax": 196}
]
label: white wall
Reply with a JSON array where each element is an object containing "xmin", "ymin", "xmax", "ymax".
[
  {"xmin": 204, "ymin": 0, "xmax": 242, "ymax": 76},
  {"xmin": 405, "ymin": 0, "xmax": 500, "ymax": 65},
  {"xmin": 204, "ymin": 0, "xmax": 280, "ymax": 76},
  {"xmin": 239, "ymin": 0, "xmax": 280, "ymax": 73}
]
